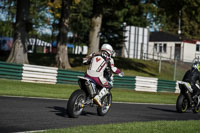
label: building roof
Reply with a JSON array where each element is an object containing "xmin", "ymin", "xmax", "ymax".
[{"xmin": 149, "ymin": 31, "xmax": 182, "ymax": 42}]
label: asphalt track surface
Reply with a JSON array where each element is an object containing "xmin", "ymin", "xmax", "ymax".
[{"xmin": 0, "ymin": 96, "xmax": 200, "ymax": 133}]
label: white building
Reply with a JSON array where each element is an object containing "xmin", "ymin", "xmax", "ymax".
[
  {"xmin": 124, "ymin": 26, "xmax": 149, "ymax": 59},
  {"xmin": 148, "ymin": 32, "xmax": 199, "ymax": 63}
]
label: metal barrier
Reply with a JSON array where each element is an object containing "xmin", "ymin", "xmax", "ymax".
[
  {"xmin": 113, "ymin": 76, "xmax": 136, "ymax": 89},
  {"xmin": 0, "ymin": 61, "xmax": 23, "ymax": 80},
  {"xmin": 0, "ymin": 61, "xmax": 179, "ymax": 93},
  {"xmin": 135, "ymin": 76, "xmax": 157, "ymax": 92},
  {"xmin": 57, "ymin": 69, "xmax": 84, "ymax": 84},
  {"xmin": 157, "ymin": 79, "xmax": 177, "ymax": 92},
  {"xmin": 22, "ymin": 64, "xmax": 58, "ymax": 84}
]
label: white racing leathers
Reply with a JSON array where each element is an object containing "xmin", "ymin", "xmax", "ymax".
[
  {"xmin": 86, "ymin": 55, "xmax": 120, "ymax": 87},
  {"xmin": 85, "ymin": 55, "xmax": 121, "ymax": 106}
]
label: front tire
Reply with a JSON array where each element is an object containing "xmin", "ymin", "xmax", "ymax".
[
  {"xmin": 97, "ymin": 93, "xmax": 112, "ymax": 116},
  {"xmin": 67, "ymin": 89, "xmax": 86, "ymax": 118},
  {"xmin": 176, "ymin": 94, "xmax": 189, "ymax": 113}
]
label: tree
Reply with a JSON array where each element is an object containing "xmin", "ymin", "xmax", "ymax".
[
  {"xmin": 87, "ymin": 0, "xmax": 104, "ymax": 54},
  {"xmin": 100, "ymin": 0, "xmax": 156, "ymax": 56},
  {"xmin": 56, "ymin": 0, "xmax": 72, "ymax": 69},
  {"xmin": 47, "ymin": 0, "xmax": 62, "ymax": 43},
  {"xmin": 7, "ymin": 0, "xmax": 30, "ymax": 64},
  {"xmin": 69, "ymin": 0, "xmax": 92, "ymax": 46},
  {"xmin": 154, "ymin": 0, "xmax": 200, "ymax": 39},
  {"xmin": 0, "ymin": 0, "xmax": 16, "ymax": 37}
]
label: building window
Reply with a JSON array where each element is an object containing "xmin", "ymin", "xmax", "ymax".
[
  {"xmin": 159, "ymin": 43, "xmax": 162, "ymax": 53},
  {"xmin": 163, "ymin": 44, "xmax": 167, "ymax": 53},
  {"xmin": 196, "ymin": 44, "xmax": 200, "ymax": 52},
  {"xmin": 153, "ymin": 43, "xmax": 167, "ymax": 53},
  {"xmin": 154, "ymin": 43, "xmax": 157, "ymax": 51}
]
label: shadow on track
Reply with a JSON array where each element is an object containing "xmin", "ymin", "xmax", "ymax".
[
  {"xmin": 47, "ymin": 106, "xmax": 97, "ymax": 118},
  {"xmin": 148, "ymin": 107, "xmax": 179, "ymax": 113},
  {"xmin": 48, "ymin": 106, "xmax": 67, "ymax": 117}
]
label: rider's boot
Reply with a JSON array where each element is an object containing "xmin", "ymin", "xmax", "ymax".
[{"xmin": 93, "ymin": 88, "xmax": 108, "ymax": 106}]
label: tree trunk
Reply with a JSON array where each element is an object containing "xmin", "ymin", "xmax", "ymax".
[
  {"xmin": 56, "ymin": 0, "xmax": 72, "ymax": 69},
  {"xmin": 121, "ymin": 44, "xmax": 126, "ymax": 57},
  {"xmin": 88, "ymin": 14, "xmax": 102, "ymax": 55},
  {"xmin": 7, "ymin": 0, "xmax": 30, "ymax": 64}
]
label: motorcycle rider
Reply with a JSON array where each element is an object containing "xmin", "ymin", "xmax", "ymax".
[
  {"xmin": 83, "ymin": 44, "xmax": 123, "ymax": 106},
  {"xmin": 182, "ymin": 61, "xmax": 200, "ymax": 106}
]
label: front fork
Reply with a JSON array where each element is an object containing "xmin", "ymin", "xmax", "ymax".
[
  {"xmin": 192, "ymin": 95, "xmax": 200, "ymax": 107},
  {"xmin": 185, "ymin": 90, "xmax": 193, "ymax": 105}
]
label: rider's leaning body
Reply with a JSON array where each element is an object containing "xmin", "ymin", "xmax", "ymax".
[
  {"xmin": 183, "ymin": 62, "xmax": 200, "ymax": 96},
  {"xmin": 83, "ymin": 44, "xmax": 123, "ymax": 106}
]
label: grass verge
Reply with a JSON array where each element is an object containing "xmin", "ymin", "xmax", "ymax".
[
  {"xmin": 0, "ymin": 79, "xmax": 178, "ymax": 104},
  {"xmin": 40, "ymin": 120, "xmax": 200, "ymax": 133}
]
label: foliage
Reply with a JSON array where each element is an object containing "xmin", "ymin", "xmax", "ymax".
[
  {"xmin": 29, "ymin": 0, "xmax": 51, "ymax": 37},
  {"xmin": 154, "ymin": 0, "xmax": 200, "ymax": 39},
  {"xmin": 0, "ymin": 0, "xmax": 52, "ymax": 41},
  {"xmin": 100, "ymin": 0, "xmax": 157, "ymax": 50},
  {"xmin": 0, "ymin": 0, "xmax": 15, "ymax": 37},
  {"xmin": 1, "ymin": 0, "xmax": 200, "ymax": 43},
  {"xmin": 1, "ymin": 0, "xmax": 200, "ymax": 65},
  {"xmin": 69, "ymin": 0, "xmax": 92, "ymax": 46}
]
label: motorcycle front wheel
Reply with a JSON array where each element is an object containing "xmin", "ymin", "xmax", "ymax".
[
  {"xmin": 176, "ymin": 94, "xmax": 189, "ymax": 113},
  {"xmin": 97, "ymin": 93, "xmax": 112, "ymax": 116},
  {"xmin": 67, "ymin": 89, "xmax": 86, "ymax": 118}
]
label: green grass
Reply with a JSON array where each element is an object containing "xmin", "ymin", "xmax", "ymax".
[
  {"xmin": 40, "ymin": 120, "xmax": 200, "ymax": 133},
  {"xmin": 0, "ymin": 79, "xmax": 178, "ymax": 104},
  {"xmin": 0, "ymin": 79, "xmax": 77, "ymax": 99},
  {"xmin": 112, "ymin": 89, "xmax": 177, "ymax": 104}
]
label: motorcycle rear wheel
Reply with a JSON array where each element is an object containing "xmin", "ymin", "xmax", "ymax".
[
  {"xmin": 97, "ymin": 93, "xmax": 112, "ymax": 116},
  {"xmin": 176, "ymin": 94, "xmax": 189, "ymax": 113},
  {"xmin": 67, "ymin": 89, "xmax": 86, "ymax": 118}
]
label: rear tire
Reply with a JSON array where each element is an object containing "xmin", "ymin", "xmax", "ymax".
[
  {"xmin": 67, "ymin": 89, "xmax": 86, "ymax": 118},
  {"xmin": 176, "ymin": 94, "xmax": 189, "ymax": 113},
  {"xmin": 97, "ymin": 93, "xmax": 112, "ymax": 116}
]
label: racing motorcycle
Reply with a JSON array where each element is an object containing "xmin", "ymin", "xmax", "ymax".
[
  {"xmin": 67, "ymin": 67, "xmax": 123, "ymax": 118},
  {"xmin": 176, "ymin": 81, "xmax": 200, "ymax": 113}
]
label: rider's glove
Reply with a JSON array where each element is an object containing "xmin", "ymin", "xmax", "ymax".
[
  {"xmin": 83, "ymin": 58, "xmax": 88, "ymax": 64},
  {"xmin": 118, "ymin": 72, "xmax": 124, "ymax": 77},
  {"xmin": 108, "ymin": 81, "xmax": 113, "ymax": 87}
]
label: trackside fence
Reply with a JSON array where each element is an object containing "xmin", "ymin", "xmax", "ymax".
[
  {"xmin": 57, "ymin": 69, "xmax": 84, "ymax": 84},
  {"xmin": 0, "ymin": 61, "xmax": 180, "ymax": 93},
  {"xmin": 22, "ymin": 64, "xmax": 58, "ymax": 84},
  {"xmin": 135, "ymin": 76, "xmax": 157, "ymax": 92},
  {"xmin": 0, "ymin": 62, "xmax": 23, "ymax": 80},
  {"xmin": 157, "ymin": 79, "xmax": 177, "ymax": 93},
  {"xmin": 113, "ymin": 76, "xmax": 136, "ymax": 89}
]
